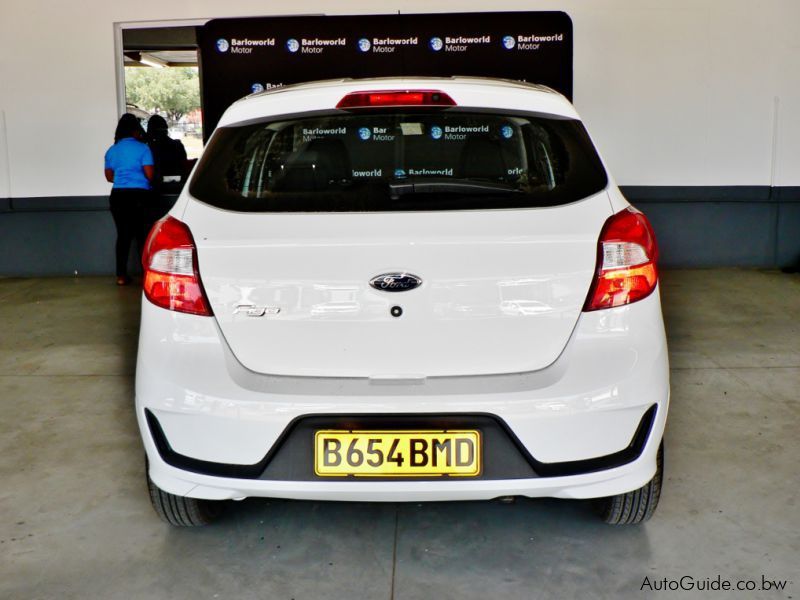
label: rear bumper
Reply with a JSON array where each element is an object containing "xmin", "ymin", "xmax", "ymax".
[
  {"xmin": 135, "ymin": 288, "xmax": 669, "ymax": 501},
  {"xmin": 145, "ymin": 433, "xmax": 664, "ymax": 502}
]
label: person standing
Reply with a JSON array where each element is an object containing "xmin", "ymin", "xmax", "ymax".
[
  {"xmin": 146, "ymin": 115, "xmax": 188, "ymax": 228},
  {"xmin": 104, "ymin": 114, "xmax": 154, "ymax": 285}
]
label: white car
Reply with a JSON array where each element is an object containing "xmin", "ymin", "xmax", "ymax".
[{"xmin": 136, "ymin": 77, "xmax": 669, "ymax": 526}]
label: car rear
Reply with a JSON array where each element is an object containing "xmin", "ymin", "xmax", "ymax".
[{"xmin": 135, "ymin": 77, "xmax": 669, "ymax": 524}]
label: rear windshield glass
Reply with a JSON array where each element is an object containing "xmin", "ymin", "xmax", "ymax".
[{"xmin": 190, "ymin": 110, "xmax": 608, "ymax": 212}]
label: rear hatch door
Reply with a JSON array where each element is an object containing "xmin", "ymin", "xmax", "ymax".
[{"xmin": 186, "ymin": 194, "xmax": 610, "ymax": 378}]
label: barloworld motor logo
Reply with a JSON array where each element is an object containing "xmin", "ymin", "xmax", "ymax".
[
  {"xmin": 501, "ymin": 125, "xmax": 514, "ymax": 139},
  {"xmin": 286, "ymin": 38, "xmax": 300, "ymax": 53},
  {"xmin": 216, "ymin": 38, "xmax": 230, "ymax": 53},
  {"xmin": 358, "ymin": 38, "xmax": 371, "ymax": 52},
  {"xmin": 502, "ymin": 35, "xmax": 516, "ymax": 50},
  {"xmin": 251, "ymin": 83, "xmax": 265, "ymax": 94},
  {"xmin": 429, "ymin": 37, "xmax": 444, "ymax": 52},
  {"xmin": 358, "ymin": 127, "xmax": 372, "ymax": 140},
  {"xmin": 429, "ymin": 126, "xmax": 443, "ymax": 140}
]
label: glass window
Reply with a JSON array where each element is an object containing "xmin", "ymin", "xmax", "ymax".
[{"xmin": 190, "ymin": 110, "xmax": 608, "ymax": 212}]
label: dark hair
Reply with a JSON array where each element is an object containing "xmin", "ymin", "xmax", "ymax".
[
  {"xmin": 147, "ymin": 114, "xmax": 169, "ymax": 140},
  {"xmin": 114, "ymin": 113, "xmax": 144, "ymax": 143}
]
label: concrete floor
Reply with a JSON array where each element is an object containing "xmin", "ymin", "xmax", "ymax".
[{"xmin": 0, "ymin": 270, "xmax": 798, "ymax": 600}]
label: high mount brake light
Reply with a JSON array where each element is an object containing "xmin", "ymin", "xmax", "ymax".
[
  {"xmin": 141, "ymin": 216, "xmax": 213, "ymax": 316},
  {"xmin": 336, "ymin": 90, "xmax": 457, "ymax": 109},
  {"xmin": 583, "ymin": 207, "xmax": 659, "ymax": 311}
]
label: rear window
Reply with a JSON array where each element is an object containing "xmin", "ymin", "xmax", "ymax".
[{"xmin": 190, "ymin": 109, "xmax": 608, "ymax": 212}]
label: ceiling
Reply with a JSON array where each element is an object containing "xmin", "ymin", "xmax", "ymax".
[
  {"xmin": 123, "ymin": 26, "xmax": 199, "ymax": 68},
  {"xmin": 123, "ymin": 50, "xmax": 197, "ymax": 68}
]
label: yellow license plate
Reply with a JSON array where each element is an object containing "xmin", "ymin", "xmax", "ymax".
[{"xmin": 314, "ymin": 430, "xmax": 482, "ymax": 477}]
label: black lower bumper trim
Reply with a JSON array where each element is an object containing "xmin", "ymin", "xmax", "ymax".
[{"xmin": 145, "ymin": 405, "xmax": 657, "ymax": 481}]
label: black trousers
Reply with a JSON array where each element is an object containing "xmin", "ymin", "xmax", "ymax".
[
  {"xmin": 109, "ymin": 188, "xmax": 151, "ymax": 277},
  {"xmin": 144, "ymin": 193, "xmax": 179, "ymax": 233}
]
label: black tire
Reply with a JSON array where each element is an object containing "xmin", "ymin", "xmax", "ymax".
[
  {"xmin": 596, "ymin": 442, "xmax": 664, "ymax": 525},
  {"xmin": 147, "ymin": 473, "xmax": 223, "ymax": 527}
]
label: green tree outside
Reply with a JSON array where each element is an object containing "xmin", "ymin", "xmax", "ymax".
[{"xmin": 125, "ymin": 67, "xmax": 200, "ymax": 122}]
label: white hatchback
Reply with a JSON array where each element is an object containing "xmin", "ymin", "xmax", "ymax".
[{"xmin": 136, "ymin": 77, "xmax": 669, "ymax": 526}]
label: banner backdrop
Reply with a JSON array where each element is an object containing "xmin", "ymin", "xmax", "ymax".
[{"xmin": 198, "ymin": 12, "xmax": 573, "ymax": 137}]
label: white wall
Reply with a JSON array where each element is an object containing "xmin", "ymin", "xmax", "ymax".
[{"xmin": 0, "ymin": 0, "xmax": 798, "ymax": 198}]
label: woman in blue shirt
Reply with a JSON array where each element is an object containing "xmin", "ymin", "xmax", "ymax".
[{"xmin": 104, "ymin": 114, "xmax": 154, "ymax": 285}]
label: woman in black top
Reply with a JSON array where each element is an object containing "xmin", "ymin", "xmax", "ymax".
[{"xmin": 146, "ymin": 115, "xmax": 188, "ymax": 229}]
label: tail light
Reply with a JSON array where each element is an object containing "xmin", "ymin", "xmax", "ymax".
[
  {"xmin": 142, "ymin": 216, "xmax": 213, "ymax": 316},
  {"xmin": 336, "ymin": 90, "xmax": 456, "ymax": 109},
  {"xmin": 584, "ymin": 207, "xmax": 659, "ymax": 311}
]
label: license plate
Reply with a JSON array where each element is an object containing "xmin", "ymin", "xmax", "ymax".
[{"xmin": 314, "ymin": 430, "xmax": 482, "ymax": 477}]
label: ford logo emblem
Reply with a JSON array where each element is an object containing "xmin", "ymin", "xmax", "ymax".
[{"xmin": 369, "ymin": 272, "xmax": 422, "ymax": 292}]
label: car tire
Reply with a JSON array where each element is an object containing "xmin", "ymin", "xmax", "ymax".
[
  {"xmin": 595, "ymin": 442, "xmax": 664, "ymax": 525},
  {"xmin": 147, "ymin": 472, "xmax": 223, "ymax": 527}
]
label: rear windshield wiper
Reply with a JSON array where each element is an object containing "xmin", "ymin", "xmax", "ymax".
[{"xmin": 389, "ymin": 178, "xmax": 522, "ymax": 199}]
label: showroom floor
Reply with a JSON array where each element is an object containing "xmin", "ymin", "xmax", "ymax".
[{"xmin": 1, "ymin": 270, "xmax": 798, "ymax": 600}]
